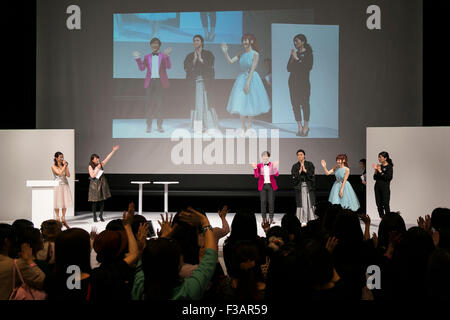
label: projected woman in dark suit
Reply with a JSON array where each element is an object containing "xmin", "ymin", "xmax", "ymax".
[{"xmin": 287, "ymin": 34, "xmax": 313, "ymax": 137}]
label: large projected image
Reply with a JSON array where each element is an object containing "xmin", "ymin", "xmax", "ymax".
[
  {"xmin": 112, "ymin": 10, "xmax": 338, "ymax": 139},
  {"xmin": 36, "ymin": 0, "xmax": 422, "ymax": 175}
]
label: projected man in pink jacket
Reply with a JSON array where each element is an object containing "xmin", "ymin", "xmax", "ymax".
[{"xmin": 133, "ymin": 37, "xmax": 172, "ymax": 133}]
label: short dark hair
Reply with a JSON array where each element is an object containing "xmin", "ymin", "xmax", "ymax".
[
  {"xmin": 296, "ymin": 149, "xmax": 305, "ymax": 156},
  {"xmin": 261, "ymin": 151, "xmax": 270, "ymax": 157},
  {"xmin": 150, "ymin": 37, "xmax": 161, "ymax": 46},
  {"xmin": 193, "ymin": 34, "xmax": 204, "ymax": 44}
]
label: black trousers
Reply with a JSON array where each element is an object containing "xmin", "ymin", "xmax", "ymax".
[
  {"xmin": 289, "ymin": 80, "xmax": 311, "ymax": 122},
  {"xmin": 260, "ymin": 183, "xmax": 275, "ymax": 220},
  {"xmin": 374, "ymin": 182, "xmax": 390, "ymax": 218},
  {"xmin": 200, "ymin": 12, "xmax": 216, "ymax": 28},
  {"xmin": 145, "ymin": 78, "xmax": 164, "ymax": 127}
]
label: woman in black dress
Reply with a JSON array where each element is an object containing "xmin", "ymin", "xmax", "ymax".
[
  {"xmin": 287, "ymin": 34, "xmax": 313, "ymax": 137},
  {"xmin": 372, "ymin": 151, "xmax": 394, "ymax": 218}
]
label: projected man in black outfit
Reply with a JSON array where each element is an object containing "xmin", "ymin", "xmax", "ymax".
[
  {"xmin": 200, "ymin": 12, "xmax": 216, "ymax": 41},
  {"xmin": 184, "ymin": 34, "xmax": 218, "ymax": 131},
  {"xmin": 373, "ymin": 151, "xmax": 394, "ymax": 218},
  {"xmin": 287, "ymin": 34, "xmax": 313, "ymax": 137}
]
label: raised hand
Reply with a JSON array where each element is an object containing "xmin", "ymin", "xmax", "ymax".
[
  {"xmin": 321, "ymin": 159, "xmax": 326, "ymax": 168},
  {"xmin": 372, "ymin": 163, "xmax": 378, "ymax": 170},
  {"xmin": 359, "ymin": 214, "xmax": 371, "ymax": 226},
  {"xmin": 273, "ymin": 160, "xmax": 279, "ymax": 168},
  {"xmin": 218, "ymin": 205, "xmax": 229, "ymax": 220},
  {"xmin": 157, "ymin": 212, "xmax": 173, "ymax": 238},
  {"xmin": 164, "ymin": 47, "xmax": 172, "ymax": 56},
  {"xmin": 221, "ymin": 43, "xmax": 228, "ymax": 53},
  {"xmin": 179, "ymin": 207, "xmax": 208, "ymax": 228},
  {"xmin": 113, "ymin": 145, "xmax": 120, "ymax": 152},
  {"xmin": 251, "ymin": 162, "xmax": 257, "ymax": 169},
  {"xmin": 325, "ymin": 236, "xmax": 339, "ymax": 253},
  {"xmin": 122, "ymin": 202, "xmax": 135, "ymax": 226},
  {"xmin": 261, "ymin": 218, "xmax": 271, "ymax": 234},
  {"xmin": 132, "ymin": 51, "xmax": 141, "ymax": 59},
  {"xmin": 372, "ymin": 232, "xmax": 379, "ymax": 248},
  {"xmin": 90, "ymin": 226, "xmax": 98, "ymax": 242},
  {"xmin": 137, "ymin": 223, "xmax": 149, "ymax": 254}
]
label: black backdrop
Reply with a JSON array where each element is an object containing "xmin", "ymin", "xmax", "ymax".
[{"xmin": 1, "ymin": 0, "xmax": 447, "ymax": 215}]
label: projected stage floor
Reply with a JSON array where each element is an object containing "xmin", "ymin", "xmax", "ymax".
[{"xmin": 112, "ymin": 118, "xmax": 338, "ymax": 138}]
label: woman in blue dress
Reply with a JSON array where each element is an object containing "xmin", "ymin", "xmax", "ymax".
[
  {"xmin": 321, "ymin": 154, "xmax": 360, "ymax": 212},
  {"xmin": 221, "ymin": 34, "xmax": 271, "ymax": 132}
]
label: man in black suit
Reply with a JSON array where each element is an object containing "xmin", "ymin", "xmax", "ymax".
[{"xmin": 291, "ymin": 149, "xmax": 316, "ymax": 224}]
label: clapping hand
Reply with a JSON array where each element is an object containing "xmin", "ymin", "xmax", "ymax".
[
  {"xmin": 291, "ymin": 48, "xmax": 298, "ymax": 60},
  {"xmin": 157, "ymin": 212, "xmax": 173, "ymax": 238}
]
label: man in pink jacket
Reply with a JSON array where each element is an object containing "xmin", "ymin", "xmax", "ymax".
[
  {"xmin": 252, "ymin": 151, "xmax": 279, "ymax": 224},
  {"xmin": 133, "ymin": 38, "xmax": 172, "ymax": 133}
]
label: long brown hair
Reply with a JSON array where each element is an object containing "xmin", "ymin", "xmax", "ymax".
[
  {"xmin": 238, "ymin": 33, "xmax": 259, "ymax": 59},
  {"xmin": 336, "ymin": 154, "xmax": 349, "ymax": 168},
  {"xmin": 89, "ymin": 153, "xmax": 101, "ymax": 170}
]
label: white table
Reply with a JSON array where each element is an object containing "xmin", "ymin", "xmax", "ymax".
[
  {"xmin": 26, "ymin": 180, "xmax": 59, "ymax": 227},
  {"xmin": 153, "ymin": 181, "xmax": 179, "ymax": 213},
  {"xmin": 131, "ymin": 181, "xmax": 151, "ymax": 215}
]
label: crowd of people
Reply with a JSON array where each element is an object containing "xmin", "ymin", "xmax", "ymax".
[{"xmin": 0, "ymin": 203, "xmax": 449, "ymax": 301}]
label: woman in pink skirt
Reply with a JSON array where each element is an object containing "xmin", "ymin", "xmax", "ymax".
[{"xmin": 51, "ymin": 152, "xmax": 73, "ymax": 229}]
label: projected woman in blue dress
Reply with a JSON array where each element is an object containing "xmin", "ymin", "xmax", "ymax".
[
  {"xmin": 221, "ymin": 34, "xmax": 271, "ymax": 132},
  {"xmin": 321, "ymin": 154, "xmax": 360, "ymax": 212}
]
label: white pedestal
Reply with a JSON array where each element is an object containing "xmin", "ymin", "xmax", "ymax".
[
  {"xmin": 153, "ymin": 181, "xmax": 179, "ymax": 213},
  {"xmin": 26, "ymin": 180, "xmax": 59, "ymax": 227},
  {"xmin": 130, "ymin": 181, "xmax": 151, "ymax": 215}
]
